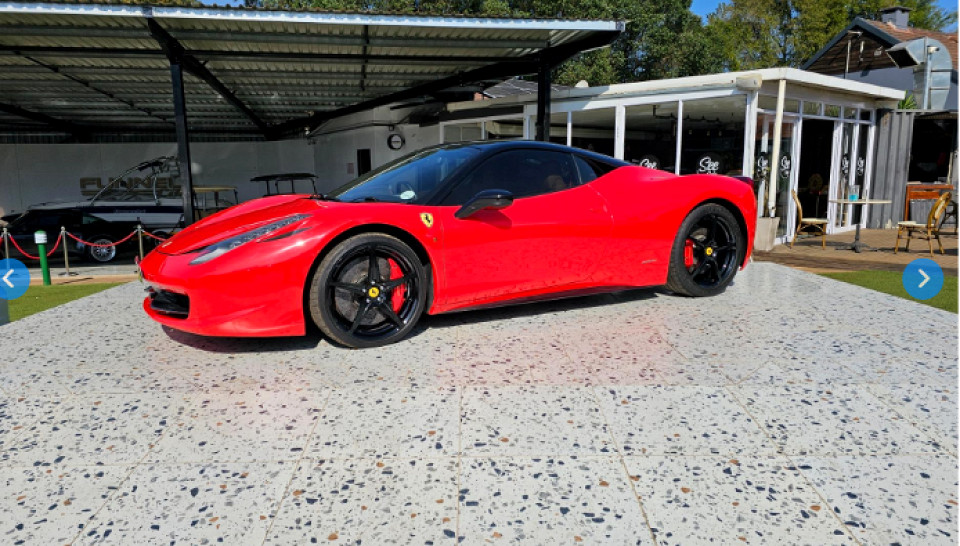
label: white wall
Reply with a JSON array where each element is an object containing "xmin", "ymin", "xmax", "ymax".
[
  {"xmin": 310, "ymin": 106, "xmax": 439, "ymax": 193},
  {"xmin": 0, "ymin": 140, "xmax": 314, "ymax": 217}
]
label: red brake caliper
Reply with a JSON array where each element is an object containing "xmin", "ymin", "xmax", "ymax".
[
  {"xmin": 683, "ymin": 239, "xmax": 695, "ymax": 268},
  {"xmin": 387, "ymin": 259, "xmax": 406, "ymax": 312}
]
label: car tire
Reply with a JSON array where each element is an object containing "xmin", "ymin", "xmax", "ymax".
[
  {"xmin": 85, "ymin": 236, "xmax": 117, "ymax": 263},
  {"xmin": 308, "ymin": 233, "xmax": 427, "ymax": 348},
  {"xmin": 665, "ymin": 203, "xmax": 744, "ymax": 297}
]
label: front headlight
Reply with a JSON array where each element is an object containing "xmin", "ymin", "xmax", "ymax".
[{"xmin": 189, "ymin": 214, "xmax": 309, "ymax": 265}]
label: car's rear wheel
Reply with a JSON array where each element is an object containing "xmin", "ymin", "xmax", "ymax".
[
  {"xmin": 309, "ymin": 233, "xmax": 427, "ymax": 348},
  {"xmin": 85, "ymin": 236, "xmax": 117, "ymax": 263},
  {"xmin": 665, "ymin": 203, "xmax": 744, "ymax": 297}
]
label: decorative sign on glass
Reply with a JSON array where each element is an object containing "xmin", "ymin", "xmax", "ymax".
[{"xmin": 697, "ymin": 153, "xmax": 722, "ymax": 174}]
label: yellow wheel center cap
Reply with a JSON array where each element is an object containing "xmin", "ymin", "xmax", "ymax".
[
  {"xmin": 705, "ymin": 247, "xmax": 714, "ymax": 256},
  {"xmin": 368, "ymin": 287, "xmax": 380, "ymax": 298}
]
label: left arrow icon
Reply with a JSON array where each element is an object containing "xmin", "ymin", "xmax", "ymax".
[{"xmin": 0, "ymin": 259, "xmax": 30, "ymax": 300}]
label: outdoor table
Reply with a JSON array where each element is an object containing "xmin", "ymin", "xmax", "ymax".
[{"xmin": 828, "ymin": 199, "xmax": 892, "ymax": 252}]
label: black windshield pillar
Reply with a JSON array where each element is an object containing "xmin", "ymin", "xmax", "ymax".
[
  {"xmin": 535, "ymin": 55, "xmax": 552, "ymax": 142},
  {"xmin": 170, "ymin": 62, "xmax": 195, "ymax": 226}
]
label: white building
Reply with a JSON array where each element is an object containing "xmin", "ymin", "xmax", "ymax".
[{"xmin": 1, "ymin": 67, "xmax": 903, "ymax": 247}]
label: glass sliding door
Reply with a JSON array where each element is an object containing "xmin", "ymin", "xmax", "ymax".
[
  {"xmin": 754, "ymin": 114, "xmax": 799, "ymax": 239},
  {"xmin": 828, "ymin": 121, "xmax": 863, "ymax": 232}
]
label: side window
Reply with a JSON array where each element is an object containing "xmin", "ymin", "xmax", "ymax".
[
  {"xmin": 574, "ymin": 155, "xmax": 620, "ymax": 183},
  {"xmin": 440, "ymin": 150, "xmax": 578, "ymax": 205},
  {"xmin": 574, "ymin": 156, "xmax": 599, "ymax": 183}
]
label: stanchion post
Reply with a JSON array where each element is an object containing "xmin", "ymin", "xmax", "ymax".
[
  {"xmin": 0, "ymin": 228, "xmax": 8, "ymax": 325},
  {"xmin": 35, "ymin": 230, "xmax": 50, "ymax": 286},
  {"xmin": 61, "ymin": 226, "xmax": 71, "ymax": 277},
  {"xmin": 137, "ymin": 225, "xmax": 145, "ymax": 262}
]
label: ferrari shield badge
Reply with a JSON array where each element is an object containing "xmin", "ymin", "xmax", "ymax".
[{"xmin": 420, "ymin": 212, "xmax": 434, "ymax": 228}]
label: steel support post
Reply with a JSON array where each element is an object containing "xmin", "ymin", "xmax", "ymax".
[{"xmin": 535, "ymin": 56, "xmax": 552, "ymax": 142}]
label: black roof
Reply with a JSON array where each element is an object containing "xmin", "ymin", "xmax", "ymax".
[{"xmin": 437, "ymin": 140, "xmax": 630, "ymax": 166}]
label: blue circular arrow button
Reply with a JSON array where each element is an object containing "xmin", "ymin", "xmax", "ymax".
[
  {"xmin": 0, "ymin": 258, "xmax": 30, "ymax": 300},
  {"xmin": 902, "ymin": 258, "xmax": 944, "ymax": 301}
]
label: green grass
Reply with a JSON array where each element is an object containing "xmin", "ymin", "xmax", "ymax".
[
  {"xmin": 7, "ymin": 282, "xmax": 126, "ymax": 321},
  {"xmin": 821, "ymin": 271, "xmax": 957, "ymax": 313}
]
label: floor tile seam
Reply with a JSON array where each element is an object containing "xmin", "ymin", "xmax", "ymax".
[
  {"xmin": 586, "ymin": 384, "xmax": 658, "ymax": 546},
  {"xmin": 161, "ymin": 366, "xmax": 341, "ymax": 391},
  {"xmin": 730, "ymin": 378, "xmax": 949, "ymax": 453},
  {"xmin": 456, "ymin": 339, "xmax": 463, "ymax": 545},
  {"xmin": 65, "ymin": 400, "xmax": 189, "ymax": 546},
  {"xmin": 260, "ymin": 387, "xmax": 333, "ymax": 546},
  {"xmin": 722, "ymin": 384, "xmax": 866, "ymax": 546},
  {"xmin": 0, "ymin": 391, "xmax": 79, "ymax": 454},
  {"xmin": 646, "ymin": 323, "xmax": 693, "ymax": 365},
  {"xmin": 6, "ymin": 450, "xmax": 949, "ymax": 471},
  {"xmin": 855, "ymin": 383, "xmax": 959, "ymax": 460}
]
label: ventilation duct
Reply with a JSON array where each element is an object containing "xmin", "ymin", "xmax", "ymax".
[{"xmin": 887, "ymin": 37, "xmax": 953, "ymax": 109}]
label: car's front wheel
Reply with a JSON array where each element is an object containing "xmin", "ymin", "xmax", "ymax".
[
  {"xmin": 85, "ymin": 236, "xmax": 117, "ymax": 263},
  {"xmin": 308, "ymin": 233, "xmax": 427, "ymax": 348},
  {"xmin": 665, "ymin": 203, "xmax": 744, "ymax": 297}
]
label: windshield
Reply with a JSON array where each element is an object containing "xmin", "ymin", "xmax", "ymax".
[{"xmin": 328, "ymin": 146, "xmax": 480, "ymax": 204}]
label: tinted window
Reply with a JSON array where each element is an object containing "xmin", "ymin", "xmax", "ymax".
[
  {"xmin": 574, "ymin": 156, "xmax": 599, "ymax": 183},
  {"xmin": 440, "ymin": 150, "xmax": 578, "ymax": 205},
  {"xmin": 329, "ymin": 146, "xmax": 480, "ymax": 204}
]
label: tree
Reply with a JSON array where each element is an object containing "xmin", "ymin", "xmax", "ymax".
[
  {"xmin": 260, "ymin": 0, "xmax": 722, "ymax": 85},
  {"xmin": 705, "ymin": 0, "xmax": 958, "ymax": 71},
  {"xmin": 843, "ymin": 0, "xmax": 957, "ymax": 31}
]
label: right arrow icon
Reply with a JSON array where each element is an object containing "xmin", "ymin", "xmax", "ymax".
[{"xmin": 918, "ymin": 269, "xmax": 930, "ymax": 288}]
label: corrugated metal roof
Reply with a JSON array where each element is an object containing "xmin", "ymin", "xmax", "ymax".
[{"xmin": 0, "ymin": 1, "xmax": 622, "ymax": 137}]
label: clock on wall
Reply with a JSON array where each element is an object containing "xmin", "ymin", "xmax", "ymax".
[{"xmin": 387, "ymin": 133, "xmax": 405, "ymax": 150}]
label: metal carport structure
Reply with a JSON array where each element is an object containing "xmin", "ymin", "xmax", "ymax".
[{"xmin": 0, "ymin": 1, "xmax": 622, "ymax": 222}]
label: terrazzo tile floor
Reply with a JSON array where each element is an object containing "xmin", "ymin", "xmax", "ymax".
[{"xmin": 0, "ymin": 262, "xmax": 956, "ymax": 545}]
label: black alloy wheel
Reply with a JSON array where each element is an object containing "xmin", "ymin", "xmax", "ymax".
[
  {"xmin": 665, "ymin": 203, "xmax": 744, "ymax": 297},
  {"xmin": 309, "ymin": 233, "xmax": 427, "ymax": 348}
]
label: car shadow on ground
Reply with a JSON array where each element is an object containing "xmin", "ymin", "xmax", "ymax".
[
  {"xmin": 162, "ymin": 325, "xmax": 323, "ymax": 353},
  {"xmin": 410, "ymin": 286, "xmax": 668, "ymax": 335},
  {"xmin": 160, "ymin": 287, "xmax": 672, "ymax": 352}
]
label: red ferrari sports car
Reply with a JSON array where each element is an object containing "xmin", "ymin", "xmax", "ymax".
[{"xmin": 141, "ymin": 141, "xmax": 756, "ymax": 348}]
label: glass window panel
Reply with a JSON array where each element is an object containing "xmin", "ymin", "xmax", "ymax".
[
  {"xmin": 529, "ymin": 112, "xmax": 570, "ymax": 144},
  {"xmin": 570, "ymin": 108, "xmax": 616, "ymax": 157},
  {"xmin": 843, "ymin": 107, "xmax": 858, "ymax": 119},
  {"xmin": 442, "ymin": 122, "xmax": 482, "ymax": 143},
  {"xmin": 824, "ymin": 104, "xmax": 841, "ymax": 118},
  {"xmin": 758, "ymin": 95, "xmax": 798, "ymax": 112},
  {"xmin": 438, "ymin": 149, "xmax": 578, "ymax": 205},
  {"xmin": 484, "ymin": 118, "xmax": 524, "ymax": 140},
  {"xmin": 803, "ymin": 101, "xmax": 822, "ymax": 116},
  {"xmin": 859, "ymin": 109, "xmax": 873, "ymax": 121},
  {"xmin": 623, "ymin": 102, "xmax": 678, "ymax": 172},
  {"xmin": 679, "ymin": 95, "xmax": 747, "ymax": 176}
]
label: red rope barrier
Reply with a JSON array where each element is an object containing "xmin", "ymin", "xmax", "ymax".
[
  {"xmin": 47, "ymin": 232, "xmax": 61, "ymax": 256},
  {"xmin": 66, "ymin": 230, "xmax": 137, "ymax": 247},
  {"xmin": 141, "ymin": 230, "xmax": 169, "ymax": 242},
  {"xmin": 5, "ymin": 232, "xmax": 62, "ymax": 259},
  {"xmin": 7, "ymin": 233, "xmax": 39, "ymax": 259}
]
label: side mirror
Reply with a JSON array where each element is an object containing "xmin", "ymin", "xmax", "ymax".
[{"xmin": 455, "ymin": 189, "xmax": 514, "ymax": 219}]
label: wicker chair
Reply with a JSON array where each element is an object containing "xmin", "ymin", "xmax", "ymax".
[
  {"xmin": 790, "ymin": 189, "xmax": 828, "ymax": 249},
  {"xmin": 895, "ymin": 191, "xmax": 952, "ymax": 256}
]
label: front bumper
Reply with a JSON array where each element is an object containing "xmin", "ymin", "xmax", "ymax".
[{"xmin": 139, "ymin": 239, "xmax": 320, "ymax": 337}]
